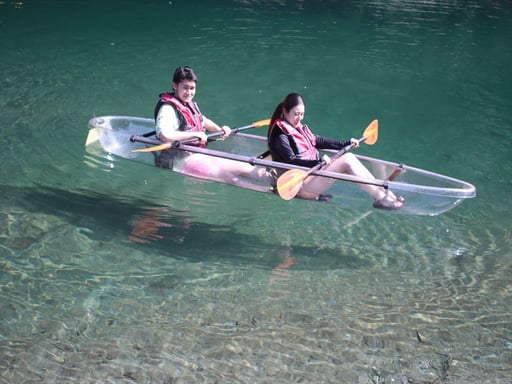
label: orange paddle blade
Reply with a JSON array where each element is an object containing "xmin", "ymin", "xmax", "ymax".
[
  {"xmin": 276, "ymin": 169, "xmax": 308, "ymax": 200},
  {"xmin": 363, "ymin": 119, "xmax": 378, "ymax": 145},
  {"xmin": 132, "ymin": 142, "xmax": 172, "ymax": 153},
  {"xmin": 253, "ymin": 118, "xmax": 271, "ymax": 128}
]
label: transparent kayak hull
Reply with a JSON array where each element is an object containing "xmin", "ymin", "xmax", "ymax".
[{"xmin": 85, "ymin": 116, "xmax": 476, "ymax": 216}]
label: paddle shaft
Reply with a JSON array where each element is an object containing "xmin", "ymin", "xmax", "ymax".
[
  {"xmin": 130, "ymin": 120, "xmax": 269, "ymax": 151},
  {"xmin": 386, "ymin": 164, "xmax": 405, "ymax": 181},
  {"xmin": 131, "ymin": 125, "xmax": 244, "ymax": 147}
]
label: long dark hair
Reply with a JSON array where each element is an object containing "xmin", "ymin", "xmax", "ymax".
[{"xmin": 268, "ymin": 93, "xmax": 305, "ymax": 139}]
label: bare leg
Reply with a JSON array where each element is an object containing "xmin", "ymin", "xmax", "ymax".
[
  {"xmin": 182, "ymin": 154, "xmax": 272, "ymax": 191},
  {"xmin": 300, "ymin": 153, "xmax": 403, "ymax": 206}
]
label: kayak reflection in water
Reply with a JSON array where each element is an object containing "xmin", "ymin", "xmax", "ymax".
[
  {"xmin": 154, "ymin": 66, "xmax": 274, "ymax": 191},
  {"xmin": 267, "ymin": 93, "xmax": 404, "ymax": 210}
]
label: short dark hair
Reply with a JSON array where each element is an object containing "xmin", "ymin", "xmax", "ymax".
[{"xmin": 172, "ymin": 66, "xmax": 198, "ymax": 84}]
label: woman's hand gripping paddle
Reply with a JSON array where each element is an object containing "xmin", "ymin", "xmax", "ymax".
[
  {"xmin": 276, "ymin": 119, "xmax": 379, "ymax": 200},
  {"xmin": 131, "ymin": 118, "xmax": 271, "ymax": 153}
]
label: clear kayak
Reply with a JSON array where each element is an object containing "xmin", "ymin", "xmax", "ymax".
[{"xmin": 85, "ymin": 116, "xmax": 476, "ymax": 216}]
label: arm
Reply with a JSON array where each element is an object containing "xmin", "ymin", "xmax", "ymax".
[
  {"xmin": 203, "ymin": 116, "xmax": 231, "ymax": 138},
  {"xmin": 315, "ymin": 135, "xmax": 353, "ymax": 150}
]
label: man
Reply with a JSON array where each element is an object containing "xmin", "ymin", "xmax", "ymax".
[
  {"xmin": 155, "ymin": 66, "xmax": 231, "ymax": 146},
  {"xmin": 154, "ymin": 66, "xmax": 273, "ymax": 191}
]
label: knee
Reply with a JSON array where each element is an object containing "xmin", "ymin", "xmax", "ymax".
[
  {"xmin": 333, "ymin": 152, "xmax": 356, "ymax": 167},
  {"xmin": 343, "ymin": 152, "xmax": 357, "ymax": 162}
]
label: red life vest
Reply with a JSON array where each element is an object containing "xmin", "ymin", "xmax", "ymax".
[
  {"xmin": 269, "ymin": 119, "xmax": 318, "ymax": 160},
  {"xmin": 154, "ymin": 93, "xmax": 203, "ymax": 133}
]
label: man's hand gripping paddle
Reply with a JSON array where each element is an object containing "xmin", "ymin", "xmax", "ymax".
[{"xmin": 131, "ymin": 119, "xmax": 271, "ymax": 153}]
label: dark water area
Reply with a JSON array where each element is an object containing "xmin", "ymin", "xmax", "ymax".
[{"xmin": 1, "ymin": 1, "xmax": 511, "ymax": 383}]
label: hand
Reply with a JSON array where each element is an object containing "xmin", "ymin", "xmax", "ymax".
[
  {"xmin": 350, "ymin": 138, "xmax": 360, "ymax": 148},
  {"xmin": 195, "ymin": 132, "xmax": 208, "ymax": 144},
  {"xmin": 321, "ymin": 154, "xmax": 331, "ymax": 165},
  {"xmin": 221, "ymin": 125, "xmax": 231, "ymax": 138}
]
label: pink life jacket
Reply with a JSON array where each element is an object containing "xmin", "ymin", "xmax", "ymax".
[
  {"xmin": 154, "ymin": 93, "xmax": 204, "ymax": 133},
  {"xmin": 154, "ymin": 93, "xmax": 205, "ymax": 147},
  {"xmin": 270, "ymin": 118, "xmax": 318, "ymax": 160}
]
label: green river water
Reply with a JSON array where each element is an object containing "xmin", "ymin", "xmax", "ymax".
[{"xmin": 1, "ymin": 1, "xmax": 511, "ymax": 383}]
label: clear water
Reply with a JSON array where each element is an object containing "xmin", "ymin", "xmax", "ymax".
[{"xmin": 1, "ymin": 1, "xmax": 511, "ymax": 383}]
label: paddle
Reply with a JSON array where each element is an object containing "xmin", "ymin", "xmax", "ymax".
[
  {"xmin": 276, "ymin": 119, "xmax": 379, "ymax": 200},
  {"xmin": 131, "ymin": 118, "xmax": 270, "ymax": 153}
]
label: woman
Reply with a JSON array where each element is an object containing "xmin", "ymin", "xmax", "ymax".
[
  {"xmin": 154, "ymin": 66, "xmax": 272, "ymax": 190},
  {"xmin": 267, "ymin": 93, "xmax": 404, "ymax": 209}
]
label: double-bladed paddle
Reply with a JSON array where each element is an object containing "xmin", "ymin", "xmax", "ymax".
[
  {"xmin": 276, "ymin": 119, "xmax": 379, "ymax": 200},
  {"xmin": 131, "ymin": 118, "xmax": 270, "ymax": 153}
]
